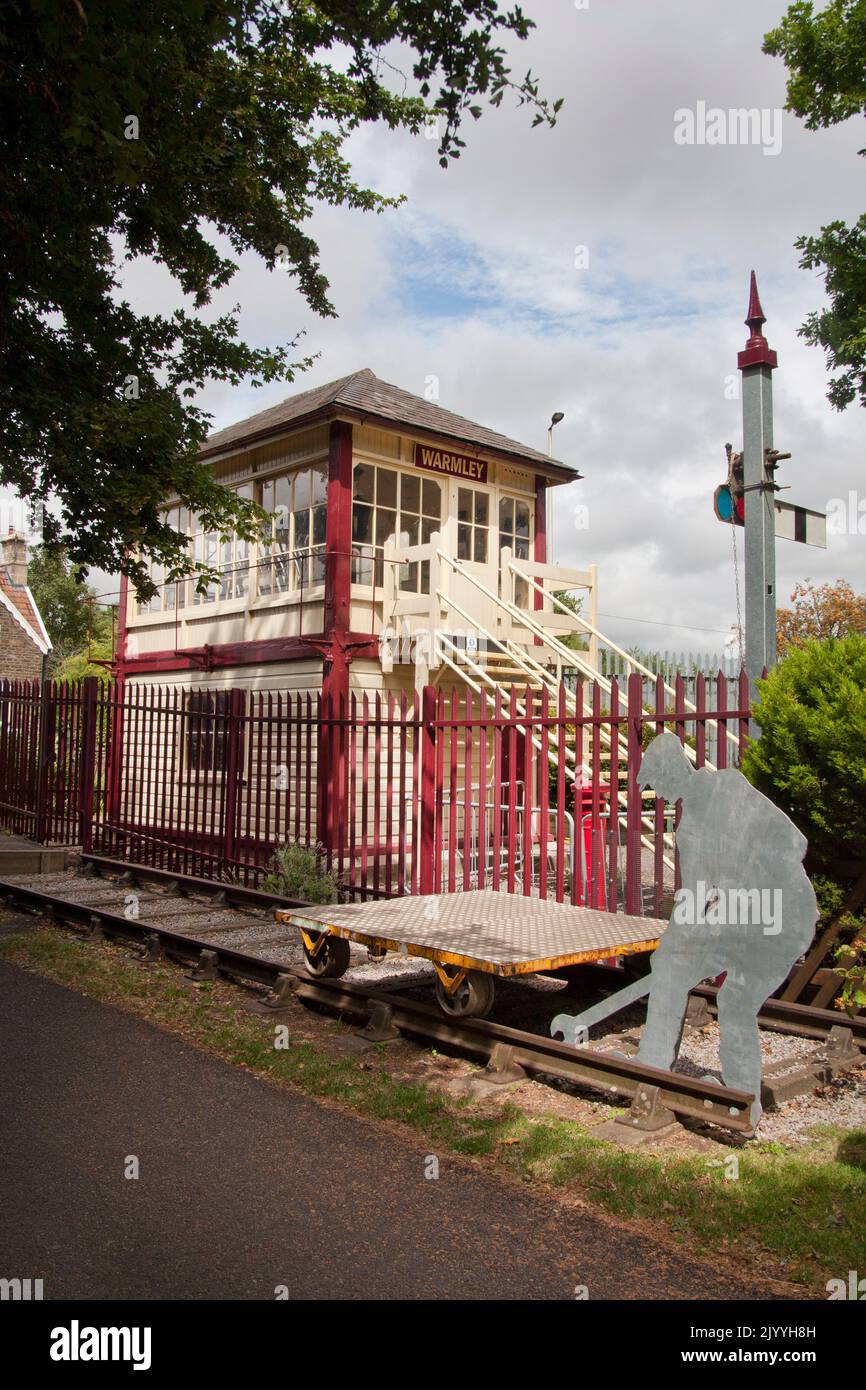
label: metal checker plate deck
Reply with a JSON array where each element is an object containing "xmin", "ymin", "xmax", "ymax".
[{"xmin": 278, "ymin": 891, "xmax": 664, "ymax": 976}]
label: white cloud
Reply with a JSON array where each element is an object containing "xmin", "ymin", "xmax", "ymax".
[{"xmin": 3, "ymin": 0, "xmax": 864, "ymax": 658}]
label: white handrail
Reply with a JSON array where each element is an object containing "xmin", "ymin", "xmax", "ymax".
[
  {"xmin": 431, "ymin": 566, "xmax": 675, "ymax": 871},
  {"xmin": 508, "ymin": 559, "xmax": 741, "ymax": 758}
]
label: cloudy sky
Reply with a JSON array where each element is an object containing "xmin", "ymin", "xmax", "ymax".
[{"xmin": 5, "ymin": 0, "xmax": 864, "ymax": 659}]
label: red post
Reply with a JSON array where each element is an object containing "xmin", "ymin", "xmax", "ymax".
[
  {"xmin": 221, "ymin": 687, "xmax": 246, "ymax": 872},
  {"xmin": 115, "ymin": 574, "xmax": 129, "ymax": 668},
  {"xmin": 625, "ymin": 673, "xmax": 643, "ymax": 915},
  {"xmin": 35, "ymin": 677, "xmax": 54, "ymax": 844},
  {"xmin": 652, "ymin": 675, "xmax": 665, "ymax": 917},
  {"xmin": 77, "ymin": 676, "xmax": 99, "ymax": 852},
  {"xmin": 319, "ymin": 418, "xmax": 353, "ymax": 852},
  {"xmin": 715, "ymin": 670, "xmax": 728, "ymax": 770},
  {"xmin": 419, "ymin": 685, "xmax": 437, "ymax": 895},
  {"xmin": 738, "ymin": 668, "xmax": 751, "ymax": 763}
]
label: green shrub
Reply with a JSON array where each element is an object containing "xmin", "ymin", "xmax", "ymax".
[
  {"xmin": 742, "ymin": 634, "xmax": 866, "ymax": 1008},
  {"xmin": 742, "ymin": 635, "xmax": 866, "ymax": 884},
  {"xmin": 262, "ymin": 843, "xmax": 340, "ymax": 904}
]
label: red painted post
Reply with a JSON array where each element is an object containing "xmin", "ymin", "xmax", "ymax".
[
  {"xmin": 523, "ymin": 684, "xmax": 533, "ymax": 897},
  {"xmin": 672, "ymin": 677, "xmax": 689, "ymax": 894},
  {"xmin": 360, "ymin": 692, "xmax": 369, "ymax": 892},
  {"xmin": 539, "ymin": 686, "xmax": 549, "ymax": 900},
  {"xmin": 653, "ymin": 674, "xmax": 665, "ymax": 916},
  {"xmin": 570, "ymin": 681, "xmax": 583, "ymax": 907},
  {"xmin": 625, "ymin": 673, "xmax": 643, "ymax": 915},
  {"xmin": 323, "ymin": 419, "xmax": 353, "ymax": 648},
  {"xmin": 492, "ymin": 688, "xmax": 503, "ymax": 893},
  {"xmin": 695, "ymin": 671, "xmax": 706, "ymax": 768},
  {"xmin": 320, "ymin": 418, "xmax": 354, "ymax": 853},
  {"xmin": 507, "ymin": 690, "xmax": 517, "ymax": 895},
  {"xmin": 738, "ymin": 668, "xmax": 750, "ymax": 763},
  {"xmin": 410, "ymin": 691, "xmax": 420, "ymax": 894},
  {"xmin": 715, "ymin": 670, "xmax": 728, "ymax": 770},
  {"xmin": 462, "ymin": 689, "xmax": 472, "ymax": 892},
  {"xmin": 607, "ymin": 678, "xmax": 620, "ymax": 913},
  {"xmin": 447, "ymin": 688, "xmax": 457, "ymax": 892},
  {"xmin": 305, "ymin": 693, "xmax": 314, "ymax": 849},
  {"xmin": 675, "ymin": 672, "xmax": 686, "ymax": 750},
  {"xmin": 385, "ymin": 691, "xmax": 395, "ymax": 894},
  {"xmin": 434, "ymin": 688, "xmax": 445, "ymax": 893},
  {"xmin": 221, "ymin": 687, "xmax": 245, "ymax": 874},
  {"xmin": 397, "ymin": 691, "xmax": 408, "ymax": 895},
  {"xmin": 77, "ymin": 677, "xmax": 99, "ymax": 852},
  {"xmin": 35, "ymin": 677, "xmax": 54, "ymax": 845},
  {"xmin": 372, "ymin": 691, "xmax": 382, "ymax": 889},
  {"xmin": 419, "ymin": 685, "xmax": 437, "ymax": 895},
  {"xmin": 478, "ymin": 690, "xmax": 488, "ymax": 891},
  {"xmin": 589, "ymin": 679, "xmax": 602, "ymax": 909},
  {"xmin": 555, "ymin": 683, "xmax": 566, "ymax": 904}
]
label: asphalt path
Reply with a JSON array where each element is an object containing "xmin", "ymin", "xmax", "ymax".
[{"xmin": 0, "ymin": 959, "xmax": 772, "ymax": 1301}]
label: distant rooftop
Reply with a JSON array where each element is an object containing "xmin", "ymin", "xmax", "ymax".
[
  {"xmin": 202, "ymin": 368, "xmax": 578, "ymax": 480},
  {"xmin": 0, "ymin": 531, "xmax": 51, "ymax": 655}
]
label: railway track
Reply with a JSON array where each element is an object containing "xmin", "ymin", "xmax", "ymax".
[{"xmin": 1, "ymin": 859, "xmax": 863, "ymax": 1138}]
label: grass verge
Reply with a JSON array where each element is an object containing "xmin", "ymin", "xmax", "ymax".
[{"xmin": 2, "ymin": 924, "xmax": 864, "ymax": 1294}]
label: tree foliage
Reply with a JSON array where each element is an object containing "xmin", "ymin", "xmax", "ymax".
[
  {"xmin": 764, "ymin": 1, "xmax": 866, "ymax": 408},
  {"xmin": 27, "ymin": 544, "xmax": 114, "ymax": 671},
  {"xmin": 776, "ymin": 578, "xmax": 866, "ymax": 656},
  {"xmin": 1, "ymin": 2, "xmax": 559, "ymax": 595},
  {"xmin": 742, "ymin": 634, "xmax": 866, "ymax": 919},
  {"xmin": 57, "ymin": 632, "xmax": 115, "ymax": 684}
]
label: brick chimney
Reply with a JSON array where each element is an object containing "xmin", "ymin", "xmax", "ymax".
[{"xmin": 1, "ymin": 528, "xmax": 29, "ymax": 588}]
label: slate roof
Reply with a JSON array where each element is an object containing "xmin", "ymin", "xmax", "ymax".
[{"xmin": 201, "ymin": 368, "xmax": 578, "ymax": 479}]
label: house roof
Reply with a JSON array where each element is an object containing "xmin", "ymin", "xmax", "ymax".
[
  {"xmin": 0, "ymin": 569, "xmax": 51, "ymax": 656},
  {"xmin": 201, "ymin": 368, "xmax": 579, "ymax": 482}
]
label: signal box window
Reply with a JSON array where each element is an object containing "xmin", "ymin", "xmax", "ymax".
[
  {"xmin": 499, "ymin": 496, "xmax": 532, "ymax": 606},
  {"xmin": 352, "ymin": 465, "xmax": 441, "ymax": 591},
  {"xmin": 457, "ymin": 487, "xmax": 489, "ymax": 564},
  {"xmin": 259, "ymin": 466, "xmax": 327, "ymax": 596},
  {"xmin": 185, "ymin": 691, "xmax": 231, "ymax": 776}
]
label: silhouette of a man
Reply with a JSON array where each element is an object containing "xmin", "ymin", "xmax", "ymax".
[{"xmin": 636, "ymin": 732, "xmax": 817, "ymax": 1127}]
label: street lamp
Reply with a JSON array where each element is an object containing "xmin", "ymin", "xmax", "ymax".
[
  {"xmin": 547, "ymin": 412, "xmax": 564, "ymax": 564},
  {"xmin": 547, "ymin": 411, "xmax": 565, "ymax": 457}
]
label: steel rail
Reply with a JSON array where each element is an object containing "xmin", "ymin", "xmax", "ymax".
[
  {"xmin": 0, "ymin": 872, "xmax": 754, "ymax": 1132},
  {"xmin": 77, "ymin": 864, "xmax": 866, "ymax": 1044},
  {"xmin": 692, "ymin": 982, "xmax": 866, "ymax": 1047},
  {"xmin": 292, "ymin": 977, "xmax": 755, "ymax": 1132},
  {"xmin": 79, "ymin": 853, "xmax": 308, "ymax": 913},
  {"xmin": 1, "ymin": 871, "xmax": 861, "ymax": 1134}
]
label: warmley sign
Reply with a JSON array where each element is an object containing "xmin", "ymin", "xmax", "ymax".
[{"xmin": 414, "ymin": 442, "xmax": 488, "ymax": 483}]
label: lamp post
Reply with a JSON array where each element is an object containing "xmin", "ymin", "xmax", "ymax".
[{"xmin": 547, "ymin": 412, "xmax": 564, "ymax": 564}]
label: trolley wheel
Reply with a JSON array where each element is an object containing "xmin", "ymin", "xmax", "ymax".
[
  {"xmin": 303, "ymin": 932, "xmax": 351, "ymax": 979},
  {"xmin": 434, "ymin": 969, "xmax": 495, "ymax": 1020}
]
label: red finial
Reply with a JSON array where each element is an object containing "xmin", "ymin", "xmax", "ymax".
[
  {"xmin": 738, "ymin": 270, "xmax": 777, "ymax": 370},
  {"xmin": 745, "ymin": 270, "xmax": 765, "ymax": 333}
]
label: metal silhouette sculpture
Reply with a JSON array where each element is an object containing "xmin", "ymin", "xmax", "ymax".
[{"xmin": 552, "ymin": 732, "xmax": 817, "ymax": 1128}]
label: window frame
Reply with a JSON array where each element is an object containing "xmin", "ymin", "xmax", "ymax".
[
  {"xmin": 456, "ymin": 484, "xmax": 491, "ymax": 566},
  {"xmin": 351, "ymin": 462, "xmax": 443, "ymax": 594},
  {"xmin": 134, "ymin": 466, "xmax": 328, "ymax": 619}
]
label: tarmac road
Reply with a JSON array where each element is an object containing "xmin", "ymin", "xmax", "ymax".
[{"xmin": 0, "ymin": 958, "xmax": 773, "ymax": 1301}]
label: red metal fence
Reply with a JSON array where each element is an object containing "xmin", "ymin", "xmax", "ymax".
[
  {"xmin": 0, "ymin": 672, "xmax": 751, "ymax": 914},
  {"xmin": 0, "ymin": 679, "xmax": 97, "ymax": 845}
]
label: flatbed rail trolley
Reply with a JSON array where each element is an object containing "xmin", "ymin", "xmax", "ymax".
[{"xmin": 276, "ymin": 891, "xmax": 665, "ymax": 1019}]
